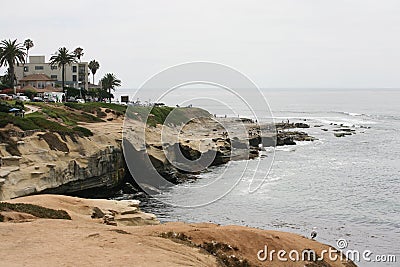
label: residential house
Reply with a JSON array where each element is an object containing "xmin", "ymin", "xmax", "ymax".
[{"xmin": 14, "ymin": 56, "xmax": 89, "ymax": 91}]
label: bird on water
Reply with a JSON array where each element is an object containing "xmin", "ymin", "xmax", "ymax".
[{"xmin": 311, "ymin": 227, "xmax": 317, "ymax": 239}]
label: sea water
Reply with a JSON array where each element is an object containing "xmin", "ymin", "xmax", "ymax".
[{"xmin": 117, "ymin": 88, "xmax": 400, "ymax": 266}]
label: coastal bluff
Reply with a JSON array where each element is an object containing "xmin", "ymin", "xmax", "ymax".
[
  {"xmin": 0, "ymin": 103, "xmax": 317, "ymax": 200},
  {"xmin": 0, "ymin": 123, "xmax": 125, "ymax": 200},
  {"xmin": 0, "ymin": 194, "xmax": 356, "ymax": 267}
]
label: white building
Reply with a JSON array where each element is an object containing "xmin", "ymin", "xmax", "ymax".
[{"xmin": 14, "ymin": 56, "xmax": 89, "ymax": 91}]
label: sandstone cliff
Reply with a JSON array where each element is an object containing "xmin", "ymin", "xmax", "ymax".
[
  {"xmin": 0, "ymin": 125, "xmax": 125, "ymax": 200},
  {"xmin": 0, "ymin": 104, "xmax": 316, "ymax": 200}
]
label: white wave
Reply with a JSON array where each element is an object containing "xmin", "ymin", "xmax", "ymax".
[
  {"xmin": 315, "ymin": 117, "xmax": 376, "ymax": 127},
  {"xmin": 338, "ymin": 111, "xmax": 364, "ymax": 117},
  {"xmin": 276, "ymin": 146, "xmax": 297, "ymax": 152}
]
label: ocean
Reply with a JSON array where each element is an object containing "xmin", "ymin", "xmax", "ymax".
[{"xmin": 116, "ymin": 88, "xmax": 399, "ymax": 266}]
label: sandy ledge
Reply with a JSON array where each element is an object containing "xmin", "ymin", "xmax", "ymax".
[{"xmin": 0, "ymin": 195, "xmax": 356, "ymax": 267}]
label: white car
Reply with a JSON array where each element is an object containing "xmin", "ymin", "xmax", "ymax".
[
  {"xmin": 17, "ymin": 96, "xmax": 31, "ymax": 102},
  {"xmin": 0, "ymin": 94, "xmax": 10, "ymax": 100},
  {"xmin": 76, "ymin": 99, "xmax": 85, "ymax": 103}
]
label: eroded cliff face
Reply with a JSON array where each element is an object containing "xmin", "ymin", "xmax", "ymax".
[
  {"xmin": 0, "ymin": 115, "xmax": 316, "ymax": 200},
  {"xmin": 0, "ymin": 128, "xmax": 125, "ymax": 200},
  {"xmin": 41, "ymin": 145, "xmax": 125, "ymax": 197},
  {"xmin": 1, "ymin": 117, "xmax": 247, "ymax": 200}
]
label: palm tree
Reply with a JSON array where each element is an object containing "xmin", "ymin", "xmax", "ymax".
[
  {"xmin": 101, "ymin": 73, "xmax": 121, "ymax": 103},
  {"xmin": 73, "ymin": 47, "xmax": 84, "ymax": 62},
  {"xmin": 23, "ymin": 39, "xmax": 34, "ymax": 63},
  {"xmin": 50, "ymin": 47, "xmax": 77, "ymax": 96},
  {"xmin": 88, "ymin": 60, "xmax": 100, "ymax": 84},
  {"xmin": 0, "ymin": 39, "xmax": 26, "ymax": 94}
]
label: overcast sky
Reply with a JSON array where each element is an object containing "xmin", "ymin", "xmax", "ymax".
[{"xmin": 1, "ymin": 0, "xmax": 399, "ymax": 89}]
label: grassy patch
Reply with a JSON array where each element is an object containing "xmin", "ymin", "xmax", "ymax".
[
  {"xmin": 79, "ymin": 112, "xmax": 104, "ymax": 123},
  {"xmin": 72, "ymin": 126, "xmax": 93, "ymax": 137},
  {"xmin": 97, "ymin": 110, "xmax": 107, "ymax": 118},
  {"xmin": 28, "ymin": 116, "xmax": 73, "ymax": 133},
  {"xmin": 0, "ymin": 202, "xmax": 71, "ymax": 220},
  {"xmin": 33, "ymin": 103, "xmax": 103, "ymax": 125},
  {"xmin": 0, "ymin": 103, "xmax": 97, "ymax": 138},
  {"xmin": 127, "ymin": 106, "xmax": 210, "ymax": 127},
  {"xmin": 0, "ymin": 112, "xmax": 38, "ymax": 130},
  {"xmin": 65, "ymin": 102, "xmax": 127, "ymax": 114},
  {"xmin": 0, "ymin": 101, "xmax": 14, "ymax": 113}
]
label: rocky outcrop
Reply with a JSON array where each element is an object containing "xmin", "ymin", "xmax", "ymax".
[
  {"xmin": 0, "ymin": 113, "xmax": 317, "ymax": 200},
  {"xmin": 333, "ymin": 128, "xmax": 356, "ymax": 138},
  {"xmin": 41, "ymin": 146, "xmax": 125, "ymax": 198},
  {"xmin": 0, "ymin": 129, "xmax": 126, "ymax": 200},
  {"xmin": 277, "ymin": 135, "xmax": 296, "ymax": 146},
  {"xmin": 4, "ymin": 194, "xmax": 159, "ymax": 226},
  {"xmin": 124, "ymin": 137, "xmax": 259, "ymax": 188},
  {"xmin": 260, "ymin": 131, "xmax": 316, "ymax": 147},
  {"xmin": 275, "ymin": 121, "xmax": 311, "ymax": 130},
  {"xmin": 294, "ymin": 122, "xmax": 310, "ymax": 128}
]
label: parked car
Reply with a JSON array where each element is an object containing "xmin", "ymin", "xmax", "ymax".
[
  {"xmin": 0, "ymin": 94, "xmax": 11, "ymax": 100},
  {"xmin": 32, "ymin": 97, "xmax": 44, "ymax": 102},
  {"xmin": 44, "ymin": 97, "xmax": 57, "ymax": 103},
  {"xmin": 16, "ymin": 96, "xmax": 30, "ymax": 102},
  {"xmin": 75, "ymin": 98, "xmax": 85, "ymax": 104}
]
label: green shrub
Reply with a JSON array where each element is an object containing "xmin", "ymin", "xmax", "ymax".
[
  {"xmin": 0, "ymin": 202, "xmax": 71, "ymax": 220},
  {"xmin": 41, "ymin": 105, "xmax": 103, "ymax": 124},
  {"xmin": 97, "ymin": 110, "xmax": 107, "ymax": 118},
  {"xmin": 80, "ymin": 112, "xmax": 104, "ymax": 123},
  {"xmin": 65, "ymin": 102, "xmax": 127, "ymax": 114},
  {"xmin": 0, "ymin": 101, "xmax": 13, "ymax": 113},
  {"xmin": 24, "ymin": 89, "xmax": 37, "ymax": 99},
  {"xmin": 0, "ymin": 113, "xmax": 38, "ymax": 130},
  {"xmin": 15, "ymin": 100, "xmax": 24, "ymax": 109},
  {"xmin": 65, "ymin": 102, "xmax": 98, "ymax": 114},
  {"xmin": 72, "ymin": 126, "xmax": 93, "ymax": 137},
  {"xmin": 28, "ymin": 116, "xmax": 72, "ymax": 133}
]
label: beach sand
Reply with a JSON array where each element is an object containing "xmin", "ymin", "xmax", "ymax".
[{"xmin": 0, "ymin": 195, "xmax": 355, "ymax": 267}]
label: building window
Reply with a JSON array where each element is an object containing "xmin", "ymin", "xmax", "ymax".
[
  {"xmin": 72, "ymin": 75, "xmax": 77, "ymax": 82},
  {"xmin": 72, "ymin": 66, "xmax": 77, "ymax": 73},
  {"xmin": 24, "ymin": 66, "xmax": 29, "ymax": 72},
  {"xmin": 37, "ymin": 82, "xmax": 45, "ymax": 89},
  {"xmin": 35, "ymin": 66, "xmax": 44, "ymax": 70},
  {"xmin": 51, "ymin": 75, "xmax": 58, "ymax": 80},
  {"xmin": 51, "ymin": 65, "xmax": 58, "ymax": 70},
  {"xmin": 79, "ymin": 66, "xmax": 86, "ymax": 74}
]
